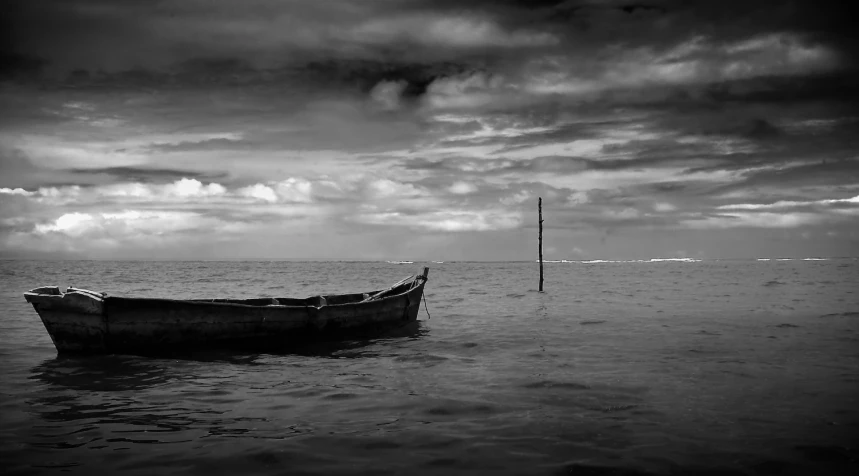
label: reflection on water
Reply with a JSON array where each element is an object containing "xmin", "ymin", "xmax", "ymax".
[
  {"xmin": 31, "ymin": 356, "xmax": 172, "ymax": 392},
  {"xmin": 12, "ymin": 323, "xmax": 435, "ymax": 474}
]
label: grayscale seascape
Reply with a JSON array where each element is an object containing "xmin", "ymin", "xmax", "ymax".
[
  {"xmin": 1, "ymin": 259, "xmax": 857, "ymax": 475},
  {"xmin": 3, "ymin": 0, "xmax": 859, "ymax": 474}
]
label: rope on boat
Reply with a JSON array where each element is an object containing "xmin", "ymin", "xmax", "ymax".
[
  {"xmin": 422, "ymin": 291, "xmax": 431, "ymax": 320},
  {"xmin": 361, "ymin": 274, "xmax": 416, "ymax": 302}
]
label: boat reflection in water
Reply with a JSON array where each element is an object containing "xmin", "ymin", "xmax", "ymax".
[{"xmin": 21, "ymin": 321, "xmax": 429, "ymax": 471}]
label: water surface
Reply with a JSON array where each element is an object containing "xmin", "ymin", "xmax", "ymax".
[{"xmin": 1, "ymin": 260, "xmax": 858, "ymax": 475}]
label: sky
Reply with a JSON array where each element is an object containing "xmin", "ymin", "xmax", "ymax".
[{"xmin": 1, "ymin": 0, "xmax": 858, "ymax": 260}]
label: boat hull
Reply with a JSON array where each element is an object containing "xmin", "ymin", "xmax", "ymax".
[{"xmin": 24, "ymin": 270, "xmax": 428, "ymax": 355}]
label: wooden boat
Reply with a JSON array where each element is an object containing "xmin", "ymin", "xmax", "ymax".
[{"xmin": 24, "ymin": 267, "xmax": 429, "ymax": 355}]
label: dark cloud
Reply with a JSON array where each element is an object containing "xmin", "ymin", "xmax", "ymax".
[
  {"xmin": 67, "ymin": 166, "xmax": 229, "ymax": 184},
  {"xmin": 301, "ymin": 59, "xmax": 472, "ymax": 100},
  {"xmin": 0, "ymin": 148, "xmax": 41, "ymax": 188},
  {"xmin": 0, "ymin": 0, "xmax": 536, "ymax": 79},
  {"xmin": 699, "ymin": 73, "xmax": 859, "ymax": 106},
  {"xmin": 0, "ymin": 53, "xmax": 46, "ymax": 81},
  {"xmin": 5, "ymin": 0, "xmax": 858, "ymax": 135},
  {"xmin": 44, "ymin": 57, "xmax": 475, "ymax": 100},
  {"xmin": 144, "ymin": 138, "xmax": 251, "ymax": 153},
  {"xmin": 1, "ymin": 146, "xmax": 230, "ymax": 189},
  {"xmin": 402, "ymin": 153, "xmax": 679, "ymax": 177},
  {"xmin": 4, "ymin": 0, "xmax": 856, "ymax": 79}
]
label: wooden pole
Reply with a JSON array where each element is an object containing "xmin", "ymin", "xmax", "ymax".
[{"xmin": 538, "ymin": 197, "xmax": 544, "ymax": 292}]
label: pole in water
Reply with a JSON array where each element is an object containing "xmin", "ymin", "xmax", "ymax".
[{"xmin": 539, "ymin": 197, "xmax": 544, "ymax": 292}]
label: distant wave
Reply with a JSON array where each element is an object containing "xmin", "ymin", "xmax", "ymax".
[
  {"xmin": 431, "ymin": 261, "xmax": 445, "ymax": 264},
  {"xmin": 539, "ymin": 258, "xmax": 702, "ymax": 264},
  {"xmin": 757, "ymin": 258, "xmax": 828, "ymax": 261},
  {"xmin": 647, "ymin": 258, "xmax": 702, "ymax": 262},
  {"xmin": 386, "ymin": 260, "xmax": 414, "ymax": 264},
  {"xmin": 535, "ymin": 257, "xmax": 842, "ymax": 263}
]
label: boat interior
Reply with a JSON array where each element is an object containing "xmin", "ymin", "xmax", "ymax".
[
  {"xmin": 190, "ymin": 278, "xmax": 420, "ymax": 307},
  {"xmin": 26, "ymin": 272, "xmax": 425, "ymax": 309}
]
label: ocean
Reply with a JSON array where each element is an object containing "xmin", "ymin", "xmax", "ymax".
[{"xmin": 0, "ymin": 259, "xmax": 857, "ymax": 475}]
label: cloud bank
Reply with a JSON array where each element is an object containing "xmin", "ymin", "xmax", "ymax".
[{"xmin": 1, "ymin": 0, "xmax": 857, "ymax": 259}]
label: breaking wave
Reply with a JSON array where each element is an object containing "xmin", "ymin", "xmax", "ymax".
[
  {"xmin": 541, "ymin": 258, "xmax": 704, "ymax": 264},
  {"xmin": 757, "ymin": 258, "xmax": 829, "ymax": 262}
]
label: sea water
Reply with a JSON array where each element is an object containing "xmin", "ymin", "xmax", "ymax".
[{"xmin": 0, "ymin": 259, "xmax": 857, "ymax": 475}]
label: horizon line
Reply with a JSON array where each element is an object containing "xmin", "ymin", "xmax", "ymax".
[{"xmin": 1, "ymin": 257, "xmax": 856, "ymax": 263}]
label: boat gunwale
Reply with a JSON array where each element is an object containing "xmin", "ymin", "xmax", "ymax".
[{"xmin": 24, "ymin": 274, "xmax": 428, "ymax": 311}]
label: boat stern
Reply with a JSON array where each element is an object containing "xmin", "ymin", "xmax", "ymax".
[{"xmin": 24, "ymin": 286, "xmax": 108, "ymax": 353}]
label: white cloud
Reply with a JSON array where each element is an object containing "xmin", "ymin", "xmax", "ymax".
[
  {"xmin": 565, "ymin": 191, "xmax": 589, "ymax": 206},
  {"xmin": 12, "ymin": 209, "xmax": 253, "ymax": 256},
  {"xmin": 448, "ymin": 181, "xmax": 477, "ymax": 195},
  {"xmin": 683, "ymin": 212, "xmax": 824, "ymax": 229},
  {"xmin": 354, "ymin": 15, "xmax": 557, "ymax": 49},
  {"xmin": 21, "ymin": 177, "xmax": 321, "ymax": 207},
  {"xmin": 235, "ymin": 179, "xmax": 314, "ymax": 203},
  {"xmin": 355, "ymin": 209, "xmax": 522, "ymax": 232},
  {"xmin": 500, "ymin": 190, "xmax": 532, "ymax": 206},
  {"xmin": 31, "ymin": 179, "xmax": 228, "ymax": 205},
  {"xmin": 678, "ymin": 194, "xmax": 859, "ymax": 230},
  {"xmin": 440, "ymin": 117, "xmax": 556, "ymax": 143},
  {"xmin": 718, "ymin": 195, "xmax": 859, "ymax": 210},
  {"xmin": 98, "ymin": 183, "xmax": 154, "ymax": 199},
  {"xmin": 366, "ymin": 179, "xmax": 425, "ymax": 199},
  {"xmin": 424, "ymin": 72, "xmax": 507, "ymax": 110},
  {"xmin": 237, "ymin": 183, "xmax": 279, "ymax": 203},
  {"xmin": 32, "ymin": 210, "xmax": 218, "ymax": 238},
  {"xmin": 165, "ymin": 178, "xmax": 227, "ymax": 198},
  {"xmin": 34, "ymin": 212, "xmax": 95, "ymax": 237},
  {"xmin": 274, "ymin": 178, "xmax": 313, "ymax": 203},
  {"xmin": 0, "ymin": 188, "xmax": 35, "ymax": 196}
]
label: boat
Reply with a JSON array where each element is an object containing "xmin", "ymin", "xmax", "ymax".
[{"xmin": 24, "ymin": 267, "xmax": 430, "ymax": 355}]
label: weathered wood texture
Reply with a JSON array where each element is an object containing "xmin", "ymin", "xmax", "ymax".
[{"xmin": 24, "ymin": 268, "xmax": 429, "ymax": 355}]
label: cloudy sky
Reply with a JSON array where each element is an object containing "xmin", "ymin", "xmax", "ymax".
[{"xmin": 1, "ymin": 0, "xmax": 857, "ymax": 260}]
